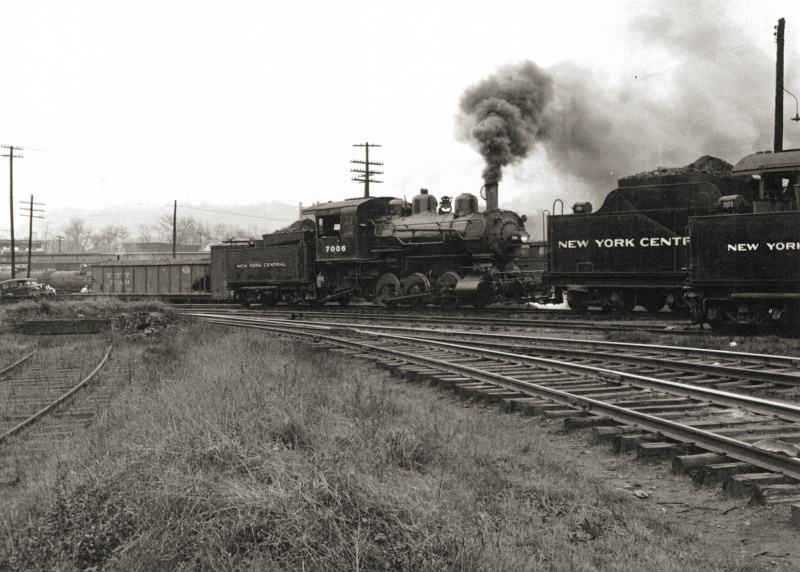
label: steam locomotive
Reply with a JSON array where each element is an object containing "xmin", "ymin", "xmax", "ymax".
[{"xmin": 212, "ymin": 184, "xmax": 536, "ymax": 309}]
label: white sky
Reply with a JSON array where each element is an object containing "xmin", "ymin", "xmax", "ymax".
[{"xmin": 1, "ymin": 0, "xmax": 800, "ymax": 232}]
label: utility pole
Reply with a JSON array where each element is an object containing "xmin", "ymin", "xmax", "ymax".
[
  {"xmin": 351, "ymin": 142, "xmax": 383, "ymax": 197},
  {"xmin": 1, "ymin": 145, "xmax": 22, "ymax": 278},
  {"xmin": 775, "ymin": 17, "xmax": 785, "ymax": 152},
  {"xmin": 20, "ymin": 195, "xmax": 44, "ymax": 278},
  {"xmin": 172, "ymin": 200, "xmax": 177, "ymax": 259},
  {"xmin": 56, "ymin": 235, "xmax": 63, "ymax": 254}
]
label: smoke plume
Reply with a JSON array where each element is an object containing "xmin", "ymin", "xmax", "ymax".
[
  {"xmin": 457, "ymin": 61, "xmax": 554, "ymax": 183},
  {"xmin": 457, "ymin": 5, "xmax": 797, "ymax": 211}
]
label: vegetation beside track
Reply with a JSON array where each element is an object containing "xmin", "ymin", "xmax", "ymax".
[
  {"xmin": 0, "ymin": 323, "xmax": 779, "ymax": 571},
  {"xmin": 605, "ymin": 329, "xmax": 800, "ymax": 357},
  {"xmin": 0, "ymin": 298, "xmax": 186, "ymax": 338}
]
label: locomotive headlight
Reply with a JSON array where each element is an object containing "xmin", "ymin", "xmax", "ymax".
[{"xmin": 520, "ymin": 233, "xmax": 529, "ymax": 244}]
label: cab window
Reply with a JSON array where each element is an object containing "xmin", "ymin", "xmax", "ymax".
[{"xmin": 318, "ymin": 215, "xmax": 341, "ymax": 238}]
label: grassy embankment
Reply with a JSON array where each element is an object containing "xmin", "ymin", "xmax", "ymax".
[{"xmin": 0, "ymin": 304, "xmax": 777, "ymax": 571}]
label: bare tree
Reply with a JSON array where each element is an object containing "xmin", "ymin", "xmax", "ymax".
[
  {"xmin": 155, "ymin": 214, "xmax": 204, "ymax": 246},
  {"xmin": 135, "ymin": 223, "xmax": 154, "ymax": 243},
  {"xmin": 61, "ymin": 219, "xmax": 94, "ymax": 253},
  {"xmin": 95, "ymin": 224, "xmax": 130, "ymax": 252}
]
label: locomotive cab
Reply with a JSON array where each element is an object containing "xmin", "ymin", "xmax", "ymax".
[{"xmin": 302, "ymin": 197, "xmax": 395, "ymax": 262}]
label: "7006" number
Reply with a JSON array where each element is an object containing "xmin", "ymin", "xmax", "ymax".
[{"xmin": 325, "ymin": 245, "xmax": 347, "ymax": 253}]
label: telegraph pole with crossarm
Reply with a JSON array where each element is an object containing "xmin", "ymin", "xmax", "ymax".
[
  {"xmin": 351, "ymin": 142, "xmax": 383, "ymax": 198},
  {"xmin": 20, "ymin": 195, "xmax": 44, "ymax": 278},
  {"xmin": 1, "ymin": 145, "xmax": 23, "ymax": 278}
]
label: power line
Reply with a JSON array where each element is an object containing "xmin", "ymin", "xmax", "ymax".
[
  {"xmin": 576, "ymin": 29, "xmax": 772, "ymax": 101},
  {"xmin": 134, "ymin": 203, "xmax": 296, "ymax": 222}
]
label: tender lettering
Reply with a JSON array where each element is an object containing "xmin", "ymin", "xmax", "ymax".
[
  {"xmin": 557, "ymin": 240, "xmax": 589, "ymax": 248},
  {"xmin": 557, "ymin": 236, "xmax": 689, "ymax": 249},
  {"xmin": 639, "ymin": 237, "xmax": 690, "ymax": 247},
  {"xmin": 235, "ymin": 262, "xmax": 288, "ymax": 269},
  {"xmin": 767, "ymin": 242, "xmax": 800, "ymax": 250},
  {"xmin": 727, "ymin": 243, "xmax": 760, "ymax": 252}
]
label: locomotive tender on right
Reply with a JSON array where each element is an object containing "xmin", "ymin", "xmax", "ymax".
[
  {"xmin": 543, "ymin": 157, "xmax": 752, "ymax": 313},
  {"xmin": 687, "ymin": 149, "xmax": 800, "ymax": 331}
]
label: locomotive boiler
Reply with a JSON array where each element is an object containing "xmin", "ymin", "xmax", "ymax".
[{"xmin": 367, "ymin": 185, "xmax": 532, "ymax": 307}]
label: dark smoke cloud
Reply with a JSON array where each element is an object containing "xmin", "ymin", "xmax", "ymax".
[
  {"xmin": 457, "ymin": 4, "xmax": 797, "ymax": 210},
  {"xmin": 457, "ymin": 61, "xmax": 554, "ymax": 183}
]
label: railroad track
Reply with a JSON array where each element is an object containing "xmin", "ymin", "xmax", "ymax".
[
  {"xmin": 192, "ymin": 312, "xmax": 800, "ymax": 392},
  {"xmin": 0, "ymin": 344, "xmax": 129, "ymax": 486},
  {"xmin": 182, "ymin": 305, "xmax": 695, "ymax": 335},
  {"xmin": 195, "ymin": 312, "xmax": 800, "ymax": 520}
]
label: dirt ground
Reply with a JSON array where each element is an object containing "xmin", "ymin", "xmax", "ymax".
[{"xmin": 526, "ymin": 413, "xmax": 800, "ymax": 569}]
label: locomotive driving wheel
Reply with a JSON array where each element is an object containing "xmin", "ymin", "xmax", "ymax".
[
  {"xmin": 375, "ymin": 273, "xmax": 400, "ymax": 307},
  {"xmin": 435, "ymin": 272, "xmax": 461, "ymax": 310},
  {"xmin": 402, "ymin": 273, "xmax": 431, "ymax": 308}
]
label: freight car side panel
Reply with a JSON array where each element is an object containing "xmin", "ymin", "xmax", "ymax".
[
  {"xmin": 222, "ymin": 244, "xmax": 314, "ymax": 286},
  {"xmin": 91, "ymin": 263, "xmax": 210, "ymax": 294},
  {"xmin": 547, "ymin": 213, "xmax": 689, "ymax": 286},
  {"xmin": 689, "ymin": 212, "xmax": 800, "ymax": 289}
]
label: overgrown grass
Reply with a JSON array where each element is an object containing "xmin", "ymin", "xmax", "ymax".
[
  {"xmin": 2, "ymin": 297, "xmax": 175, "ymax": 323},
  {"xmin": 0, "ymin": 325, "xmax": 775, "ymax": 571}
]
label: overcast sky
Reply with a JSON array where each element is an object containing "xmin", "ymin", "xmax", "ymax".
[{"xmin": 1, "ymin": 0, "xmax": 800, "ymax": 233}]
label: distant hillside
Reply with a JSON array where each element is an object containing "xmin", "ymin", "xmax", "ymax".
[{"xmin": 19, "ymin": 200, "xmax": 304, "ymax": 242}]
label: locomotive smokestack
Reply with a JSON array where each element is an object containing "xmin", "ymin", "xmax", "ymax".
[{"xmin": 484, "ymin": 182, "xmax": 499, "ymax": 212}]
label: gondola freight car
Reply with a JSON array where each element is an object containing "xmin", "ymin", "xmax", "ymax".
[{"xmin": 90, "ymin": 262, "xmax": 211, "ymax": 298}]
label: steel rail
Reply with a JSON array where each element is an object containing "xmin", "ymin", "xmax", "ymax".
[
  {"xmin": 208, "ymin": 313, "xmax": 800, "ymax": 423},
  {"xmin": 0, "ymin": 345, "xmax": 113, "ymax": 445},
  {"xmin": 188, "ymin": 307, "xmax": 686, "ymax": 334},
  {"xmin": 0, "ymin": 349, "xmax": 37, "ymax": 378},
  {"xmin": 199, "ymin": 315, "xmax": 800, "ymax": 479},
  {"xmin": 190, "ymin": 312, "xmax": 800, "ymax": 385}
]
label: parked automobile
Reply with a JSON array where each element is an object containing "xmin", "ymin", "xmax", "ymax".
[{"xmin": 0, "ymin": 278, "xmax": 56, "ymax": 300}]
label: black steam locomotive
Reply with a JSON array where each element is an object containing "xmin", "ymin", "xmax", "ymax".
[{"xmin": 212, "ymin": 185, "xmax": 536, "ymax": 309}]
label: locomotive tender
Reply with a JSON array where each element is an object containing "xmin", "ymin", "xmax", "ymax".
[
  {"xmin": 688, "ymin": 149, "xmax": 800, "ymax": 331},
  {"xmin": 212, "ymin": 185, "xmax": 534, "ymax": 308},
  {"xmin": 543, "ymin": 157, "xmax": 752, "ymax": 313}
]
